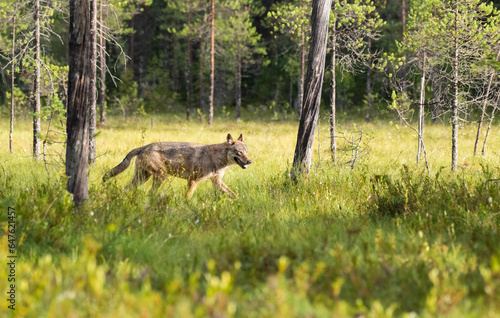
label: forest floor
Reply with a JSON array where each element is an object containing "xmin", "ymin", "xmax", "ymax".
[{"xmin": 1, "ymin": 112, "xmax": 500, "ymax": 317}]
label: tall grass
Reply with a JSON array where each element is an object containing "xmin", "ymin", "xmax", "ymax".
[{"xmin": 1, "ymin": 112, "xmax": 500, "ymax": 317}]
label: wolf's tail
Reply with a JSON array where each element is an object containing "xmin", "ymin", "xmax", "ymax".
[{"xmin": 103, "ymin": 146, "xmax": 148, "ymax": 182}]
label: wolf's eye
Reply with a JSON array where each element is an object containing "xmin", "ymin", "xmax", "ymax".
[{"xmin": 238, "ymin": 151, "xmax": 242, "ymax": 156}]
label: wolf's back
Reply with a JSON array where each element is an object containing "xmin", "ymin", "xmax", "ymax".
[{"xmin": 103, "ymin": 145, "xmax": 148, "ymax": 182}]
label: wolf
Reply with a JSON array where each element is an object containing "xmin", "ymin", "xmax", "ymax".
[{"xmin": 103, "ymin": 134, "xmax": 252, "ymax": 199}]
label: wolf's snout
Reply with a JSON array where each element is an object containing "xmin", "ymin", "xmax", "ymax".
[{"xmin": 247, "ymin": 160, "xmax": 252, "ymax": 165}]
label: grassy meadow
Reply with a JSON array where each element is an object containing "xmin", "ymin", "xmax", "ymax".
[{"xmin": 1, "ymin": 110, "xmax": 500, "ymax": 317}]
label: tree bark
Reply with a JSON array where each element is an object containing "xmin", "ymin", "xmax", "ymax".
[
  {"xmin": 417, "ymin": 52, "xmax": 425, "ymax": 163},
  {"xmin": 89, "ymin": 0, "xmax": 98, "ymax": 164},
  {"xmin": 329, "ymin": 4, "xmax": 337, "ymax": 162},
  {"xmin": 98, "ymin": 0, "xmax": 106, "ymax": 124},
  {"xmin": 451, "ymin": 4, "xmax": 458, "ymax": 172},
  {"xmin": 66, "ymin": 0, "xmax": 97, "ymax": 205},
  {"xmin": 10, "ymin": 5, "xmax": 16, "ymax": 154},
  {"xmin": 33, "ymin": 0, "xmax": 41, "ymax": 160},
  {"xmin": 208, "ymin": 0, "xmax": 215, "ymax": 125},
  {"xmin": 291, "ymin": 0, "xmax": 332, "ymax": 179}
]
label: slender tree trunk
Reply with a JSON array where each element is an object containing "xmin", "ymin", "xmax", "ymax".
[
  {"xmin": 88, "ymin": 0, "xmax": 97, "ymax": 164},
  {"xmin": 98, "ymin": 0, "xmax": 106, "ymax": 124},
  {"xmin": 481, "ymin": 93, "xmax": 500, "ymax": 156},
  {"xmin": 33, "ymin": 0, "xmax": 41, "ymax": 160},
  {"xmin": 10, "ymin": 6, "xmax": 16, "ymax": 154},
  {"xmin": 66, "ymin": 0, "xmax": 97, "ymax": 205},
  {"xmin": 401, "ymin": 0, "xmax": 407, "ymax": 86},
  {"xmin": 474, "ymin": 49, "xmax": 500, "ymax": 156},
  {"xmin": 417, "ymin": 52, "xmax": 426, "ymax": 163},
  {"xmin": 236, "ymin": 47, "xmax": 242, "ymax": 121},
  {"xmin": 329, "ymin": 5, "xmax": 336, "ymax": 162},
  {"xmin": 208, "ymin": 0, "xmax": 215, "ymax": 125},
  {"xmin": 365, "ymin": 38, "xmax": 372, "ymax": 123},
  {"xmin": 291, "ymin": 0, "xmax": 332, "ymax": 179},
  {"xmin": 289, "ymin": 77, "xmax": 293, "ymax": 110},
  {"xmin": 130, "ymin": 15, "xmax": 134, "ymax": 70},
  {"xmin": 298, "ymin": 28, "xmax": 305, "ymax": 116},
  {"xmin": 199, "ymin": 37, "xmax": 204, "ymax": 117},
  {"xmin": 451, "ymin": 4, "xmax": 459, "ymax": 172},
  {"xmin": 186, "ymin": 1, "xmax": 192, "ymax": 121}
]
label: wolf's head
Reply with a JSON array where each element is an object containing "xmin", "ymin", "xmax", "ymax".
[{"xmin": 227, "ymin": 134, "xmax": 252, "ymax": 169}]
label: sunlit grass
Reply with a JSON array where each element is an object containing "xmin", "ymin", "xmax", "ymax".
[{"xmin": 1, "ymin": 111, "xmax": 500, "ymax": 317}]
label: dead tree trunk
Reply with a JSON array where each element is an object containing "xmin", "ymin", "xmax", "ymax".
[
  {"xmin": 417, "ymin": 52, "xmax": 425, "ymax": 163},
  {"xmin": 199, "ymin": 36, "xmax": 204, "ymax": 116},
  {"xmin": 98, "ymin": 0, "xmax": 106, "ymax": 124},
  {"xmin": 291, "ymin": 0, "xmax": 332, "ymax": 179},
  {"xmin": 66, "ymin": 0, "xmax": 97, "ymax": 205},
  {"xmin": 10, "ymin": 5, "xmax": 17, "ymax": 154},
  {"xmin": 33, "ymin": 0, "xmax": 41, "ymax": 160},
  {"xmin": 329, "ymin": 4, "xmax": 337, "ymax": 162},
  {"xmin": 208, "ymin": 0, "xmax": 215, "ymax": 125},
  {"xmin": 451, "ymin": 4, "xmax": 458, "ymax": 172},
  {"xmin": 474, "ymin": 49, "xmax": 500, "ymax": 156},
  {"xmin": 88, "ymin": 0, "xmax": 98, "ymax": 164},
  {"xmin": 481, "ymin": 92, "xmax": 500, "ymax": 156}
]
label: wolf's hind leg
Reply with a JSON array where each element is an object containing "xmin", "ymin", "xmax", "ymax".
[
  {"xmin": 126, "ymin": 168, "xmax": 151, "ymax": 190},
  {"xmin": 151, "ymin": 171, "xmax": 167, "ymax": 194}
]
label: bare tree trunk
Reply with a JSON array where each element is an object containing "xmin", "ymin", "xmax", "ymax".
[
  {"xmin": 297, "ymin": 29, "xmax": 305, "ymax": 116},
  {"xmin": 199, "ymin": 36, "xmax": 204, "ymax": 116},
  {"xmin": 365, "ymin": 37, "xmax": 372, "ymax": 123},
  {"xmin": 329, "ymin": 5, "xmax": 336, "ymax": 162},
  {"xmin": 474, "ymin": 49, "xmax": 499, "ymax": 156},
  {"xmin": 66, "ymin": 0, "xmax": 97, "ymax": 205},
  {"xmin": 236, "ymin": 47, "xmax": 242, "ymax": 121},
  {"xmin": 401, "ymin": 0, "xmax": 407, "ymax": 86},
  {"xmin": 417, "ymin": 52, "xmax": 425, "ymax": 163},
  {"xmin": 208, "ymin": 0, "xmax": 215, "ymax": 125},
  {"xmin": 98, "ymin": 0, "xmax": 106, "ymax": 124},
  {"xmin": 33, "ymin": 0, "xmax": 41, "ymax": 160},
  {"xmin": 481, "ymin": 93, "xmax": 499, "ymax": 156},
  {"xmin": 451, "ymin": 4, "xmax": 458, "ymax": 172},
  {"xmin": 10, "ymin": 5, "xmax": 16, "ymax": 154},
  {"xmin": 88, "ymin": 0, "xmax": 98, "ymax": 164},
  {"xmin": 186, "ymin": 1, "xmax": 192, "ymax": 121},
  {"xmin": 291, "ymin": 0, "xmax": 332, "ymax": 179}
]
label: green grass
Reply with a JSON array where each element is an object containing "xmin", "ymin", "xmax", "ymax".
[{"xmin": 1, "ymin": 111, "xmax": 500, "ymax": 317}]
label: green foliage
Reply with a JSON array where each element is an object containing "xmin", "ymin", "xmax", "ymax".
[{"xmin": 2, "ymin": 116, "xmax": 500, "ymax": 316}]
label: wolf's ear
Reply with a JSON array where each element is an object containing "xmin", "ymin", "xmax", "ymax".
[
  {"xmin": 227, "ymin": 134, "xmax": 234, "ymax": 145},
  {"xmin": 238, "ymin": 134, "xmax": 244, "ymax": 142}
]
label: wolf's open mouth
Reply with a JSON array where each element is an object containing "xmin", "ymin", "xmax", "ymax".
[{"xmin": 234, "ymin": 157, "xmax": 248, "ymax": 169}]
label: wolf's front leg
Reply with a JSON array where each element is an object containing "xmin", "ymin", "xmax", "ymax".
[{"xmin": 211, "ymin": 176, "xmax": 238, "ymax": 199}]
